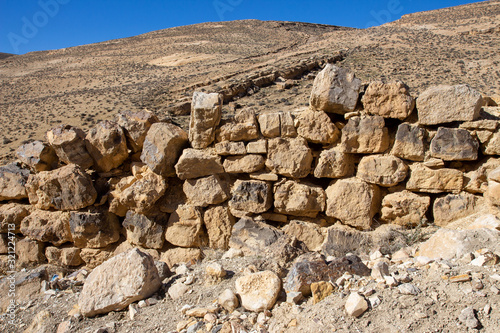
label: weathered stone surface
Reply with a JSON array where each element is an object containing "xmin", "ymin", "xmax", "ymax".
[
  {"xmin": 183, "ymin": 174, "xmax": 230, "ymax": 207},
  {"xmin": 246, "ymin": 140, "xmax": 267, "ymax": 154},
  {"xmin": 46, "ymin": 124, "xmax": 93, "ymax": 169},
  {"xmin": 0, "ymin": 269, "xmax": 46, "ymax": 312},
  {"xmin": 79, "ymin": 249, "xmax": 162, "ymax": 317},
  {"xmin": 314, "ymin": 148, "xmax": 355, "ymax": 179},
  {"xmin": 362, "ymin": 80, "xmax": 415, "ymax": 120},
  {"xmin": 380, "ymin": 191, "xmax": 430, "ymax": 227},
  {"xmin": 295, "ymin": 110, "xmax": 340, "ymax": 144},
  {"xmin": 16, "ymin": 238, "xmax": 46, "ymax": 267},
  {"xmin": 175, "ymin": 148, "xmax": 224, "ymax": 180},
  {"xmin": 115, "ymin": 109, "xmax": 158, "ymax": 153},
  {"xmin": 214, "ymin": 141, "xmax": 246, "ymax": 155},
  {"xmin": 45, "ymin": 246, "xmax": 83, "ymax": 267},
  {"xmin": 235, "ymin": 271, "xmax": 281, "ymax": 312},
  {"xmin": 160, "ymin": 247, "xmax": 202, "ymax": 269},
  {"xmin": 406, "ymin": 164, "xmax": 463, "ymax": 193},
  {"xmin": 216, "ymin": 109, "xmax": 259, "ymax": 142},
  {"xmin": 85, "ymin": 120, "xmax": 129, "ymax": 172},
  {"xmin": 281, "ymin": 111, "xmax": 297, "ymax": 137},
  {"xmin": 311, "ymin": 281, "xmax": 334, "ymax": 304},
  {"xmin": 325, "ymin": 178, "xmax": 380, "ymax": 230},
  {"xmin": 345, "ymin": 292, "xmax": 369, "ymax": 317},
  {"xmin": 357, "ymin": 155, "xmax": 408, "ymax": 187},
  {"xmin": 165, "ymin": 205, "xmax": 204, "ymax": 248},
  {"xmin": 26, "ymin": 164, "xmax": 96, "ymax": 211},
  {"xmin": 391, "ymin": 123, "xmax": 427, "ymax": 162},
  {"xmin": 310, "ymin": 64, "xmax": 361, "ymax": 114},
  {"xmin": 20, "ymin": 210, "xmax": 72, "ymax": 246},
  {"xmin": 0, "ymin": 162, "xmax": 30, "ymax": 201},
  {"xmin": 284, "ymin": 253, "xmax": 370, "ymax": 296},
  {"xmin": 80, "ymin": 247, "xmax": 115, "ymax": 269},
  {"xmin": 123, "ymin": 211, "xmax": 167, "ymax": 249},
  {"xmin": 218, "ymin": 289, "xmax": 239, "ymax": 312},
  {"xmin": 229, "ymin": 180, "xmax": 272, "ymax": 215},
  {"xmin": 16, "ymin": 141, "xmax": 58, "ymax": 172},
  {"xmin": 0, "ymin": 203, "xmax": 30, "ymax": 233},
  {"xmin": 484, "ymin": 130, "xmax": 500, "ymax": 155},
  {"xmin": 140, "ymin": 123, "xmax": 188, "ymax": 177},
  {"xmin": 459, "ymin": 307, "xmax": 480, "ymax": 329},
  {"xmin": 417, "ymin": 84, "xmax": 483, "ymax": 125},
  {"xmin": 69, "ymin": 208, "xmax": 120, "ymax": 248},
  {"xmin": 189, "ymin": 92, "xmax": 222, "ymax": 148},
  {"xmin": 229, "ymin": 217, "xmax": 283, "ymax": 255},
  {"xmin": 156, "ymin": 177, "xmax": 186, "ymax": 214},
  {"xmin": 487, "ymin": 166, "xmax": 500, "ymax": 207},
  {"xmin": 433, "ymin": 192, "xmax": 483, "ymax": 227},
  {"xmin": 430, "ymin": 127, "xmax": 479, "ymax": 161},
  {"xmin": 204, "ymin": 205, "xmax": 235, "ymax": 250},
  {"xmin": 0, "ymin": 234, "xmax": 7, "ymax": 254},
  {"xmin": 283, "ymin": 220, "xmax": 325, "ymax": 252},
  {"xmin": 341, "ymin": 115, "xmax": 389, "ymax": 154},
  {"xmin": 274, "ymin": 180, "xmax": 326, "ymax": 218},
  {"xmin": 266, "ymin": 137, "xmax": 313, "ymax": 178},
  {"xmin": 223, "ymin": 154, "xmax": 265, "ymax": 174},
  {"xmin": 258, "ymin": 113, "xmax": 281, "ymax": 138}
]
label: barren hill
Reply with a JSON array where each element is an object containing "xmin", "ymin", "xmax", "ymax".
[{"xmin": 0, "ymin": 0, "xmax": 499, "ymax": 162}]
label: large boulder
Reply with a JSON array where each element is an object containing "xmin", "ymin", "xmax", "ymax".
[
  {"xmin": 26, "ymin": 164, "xmax": 97, "ymax": 211},
  {"xmin": 20, "ymin": 210, "xmax": 72, "ymax": 246},
  {"xmin": 140, "ymin": 123, "xmax": 188, "ymax": 177},
  {"xmin": 295, "ymin": 110, "xmax": 340, "ymax": 144},
  {"xmin": 433, "ymin": 192, "xmax": 484, "ymax": 227},
  {"xmin": 228, "ymin": 180, "xmax": 272, "ymax": 216},
  {"xmin": 164, "ymin": 205, "xmax": 205, "ymax": 248},
  {"xmin": 380, "ymin": 190, "xmax": 430, "ymax": 227},
  {"xmin": 309, "ymin": 64, "xmax": 361, "ymax": 114},
  {"xmin": 204, "ymin": 205, "xmax": 235, "ymax": 250},
  {"xmin": 341, "ymin": 115, "xmax": 389, "ymax": 154},
  {"xmin": 0, "ymin": 203, "xmax": 31, "ymax": 233},
  {"xmin": 325, "ymin": 178, "xmax": 380, "ymax": 230},
  {"xmin": 16, "ymin": 141, "xmax": 58, "ymax": 172},
  {"xmin": 430, "ymin": 127, "xmax": 478, "ymax": 161},
  {"xmin": 406, "ymin": 164, "xmax": 463, "ymax": 193},
  {"xmin": 46, "ymin": 124, "xmax": 94, "ymax": 169},
  {"xmin": 78, "ymin": 249, "xmax": 162, "ymax": 317},
  {"xmin": 274, "ymin": 180, "xmax": 326, "ymax": 218},
  {"xmin": 216, "ymin": 109, "xmax": 260, "ymax": 142},
  {"xmin": 189, "ymin": 92, "xmax": 222, "ymax": 148},
  {"xmin": 69, "ymin": 208, "xmax": 121, "ymax": 248},
  {"xmin": 123, "ymin": 211, "xmax": 166, "ymax": 249},
  {"xmin": 114, "ymin": 109, "xmax": 158, "ymax": 153},
  {"xmin": 266, "ymin": 137, "xmax": 313, "ymax": 178},
  {"xmin": 0, "ymin": 162, "xmax": 30, "ymax": 201},
  {"xmin": 223, "ymin": 154, "xmax": 265, "ymax": 174},
  {"xmin": 417, "ymin": 84, "xmax": 483, "ymax": 125},
  {"xmin": 175, "ymin": 148, "xmax": 224, "ymax": 180},
  {"xmin": 361, "ymin": 80, "xmax": 415, "ymax": 120},
  {"xmin": 183, "ymin": 174, "xmax": 230, "ymax": 207},
  {"xmin": 85, "ymin": 120, "xmax": 129, "ymax": 172},
  {"xmin": 313, "ymin": 148, "xmax": 355, "ymax": 179},
  {"xmin": 235, "ymin": 271, "xmax": 281, "ymax": 312},
  {"xmin": 356, "ymin": 155, "xmax": 408, "ymax": 187},
  {"xmin": 391, "ymin": 123, "xmax": 427, "ymax": 162}
]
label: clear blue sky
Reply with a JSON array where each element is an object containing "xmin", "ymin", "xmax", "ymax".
[{"xmin": 0, "ymin": 0, "xmax": 485, "ymax": 54}]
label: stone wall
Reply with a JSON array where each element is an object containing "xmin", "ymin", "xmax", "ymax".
[{"xmin": 1, "ymin": 63, "xmax": 500, "ymax": 272}]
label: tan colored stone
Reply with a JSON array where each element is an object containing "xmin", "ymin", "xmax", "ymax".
[
  {"xmin": 310, "ymin": 64, "xmax": 361, "ymax": 114},
  {"xmin": 314, "ymin": 148, "xmax": 355, "ymax": 178},
  {"xmin": 80, "ymin": 247, "xmax": 115, "ymax": 269},
  {"xmin": 160, "ymin": 247, "xmax": 202, "ymax": 269},
  {"xmin": 204, "ymin": 205, "xmax": 235, "ymax": 250},
  {"xmin": 345, "ymin": 292, "xmax": 369, "ymax": 317},
  {"xmin": 215, "ymin": 141, "xmax": 246, "ymax": 155},
  {"xmin": 295, "ymin": 110, "xmax": 340, "ymax": 144},
  {"xmin": 140, "ymin": 122, "xmax": 188, "ymax": 177},
  {"xmin": 246, "ymin": 140, "xmax": 267, "ymax": 154},
  {"xmin": 430, "ymin": 127, "xmax": 478, "ymax": 161},
  {"xmin": 78, "ymin": 249, "xmax": 161, "ymax": 317},
  {"xmin": 274, "ymin": 180, "xmax": 326, "ymax": 218},
  {"xmin": 487, "ymin": 166, "xmax": 500, "ymax": 207},
  {"xmin": 183, "ymin": 174, "xmax": 230, "ymax": 207},
  {"xmin": 165, "ymin": 205, "xmax": 205, "ymax": 248},
  {"xmin": 16, "ymin": 140, "xmax": 58, "ymax": 172},
  {"xmin": 0, "ymin": 203, "xmax": 30, "ymax": 233},
  {"xmin": 175, "ymin": 148, "xmax": 224, "ymax": 180},
  {"xmin": 325, "ymin": 178, "xmax": 380, "ymax": 230},
  {"xmin": 341, "ymin": 115, "xmax": 389, "ymax": 153},
  {"xmin": 380, "ymin": 190, "xmax": 430, "ymax": 227},
  {"xmin": 464, "ymin": 158, "xmax": 500, "ymax": 194},
  {"xmin": 391, "ymin": 123, "xmax": 427, "ymax": 162},
  {"xmin": 229, "ymin": 180, "xmax": 272, "ymax": 215},
  {"xmin": 123, "ymin": 211, "xmax": 167, "ymax": 249},
  {"xmin": 218, "ymin": 289, "xmax": 239, "ymax": 313},
  {"xmin": 0, "ymin": 162, "xmax": 29, "ymax": 201},
  {"xmin": 434, "ymin": 192, "xmax": 483, "ymax": 227},
  {"xmin": 156, "ymin": 177, "xmax": 186, "ymax": 214},
  {"xmin": 249, "ymin": 172, "xmax": 279, "ymax": 182},
  {"xmin": 235, "ymin": 271, "xmax": 281, "ymax": 312},
  {"xmin": 216, "ymin": 109, "xmax": 259, "ymax": 142},
  {"xmin": 281, "ymin": 111, "xmax": 297, "ymax": 137},
  {"xmin": 20, "ymin": 210, "xmax": 72, "ymax": 246},
  {"xmin": 45, "ymin": 246, "xmax": 83, "ymax": 267},
  {"xmin": 16, "ymin": 238, "xmax": 46, "ymax": 267},
  {"xmin": 484, "ymin": 130, "xmax": 500, "ymax": 155},
  {"xmin": 258, "ymin": 112, "xmax": 281, "ymax": 138},
  {"xmin": 26, "ymin": 164, "xmax": 97, "ymax": 211},
  {"xmin": 46, "ymin": 124, "xmax": 94, "ymax": 169},
  {"xmin": 283, "ymin": 220, "xmax": 325, "ymax": 252},
  {"xmin": 69, "ymin": 207, "xmax": 120, "ymax": 248},
  {"xmin": 362, "ymin": 80, "xmax": 415, "ymax": 120},
  {"xmin": 189, "ymin": 92, "xmax": 222, "ymax": 148},
  {"xmin": 114, "ymin": 109, "xmax": 159, "ymax": 153},
  {"xmin": 406, "ymin": 164, "xmax": 463, "ymax": 193},
  {"xmin": 223, "ymin": 154, "xmax": 265, "ymax": 174},
  {"xmin": 266, "ymin": 137, "xmax": 313, "ymax": 178},
  {"xmin": 85, "ymin": 120, "xmax": 129, "ymax": 172},
  {"xmin": 311, "ymin": 281, "xmax": 334, "ymax": 304},
  {"xmin": 417, "ymin": 84, "xmax": 483, "ymax": 125},
  {"xmin": 229, "ymin": 217, "xmax": 283, "ymax": 255},
  {"xmin": 357, "ymin": 155, "xmax": 408, "ymax": 187}
]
